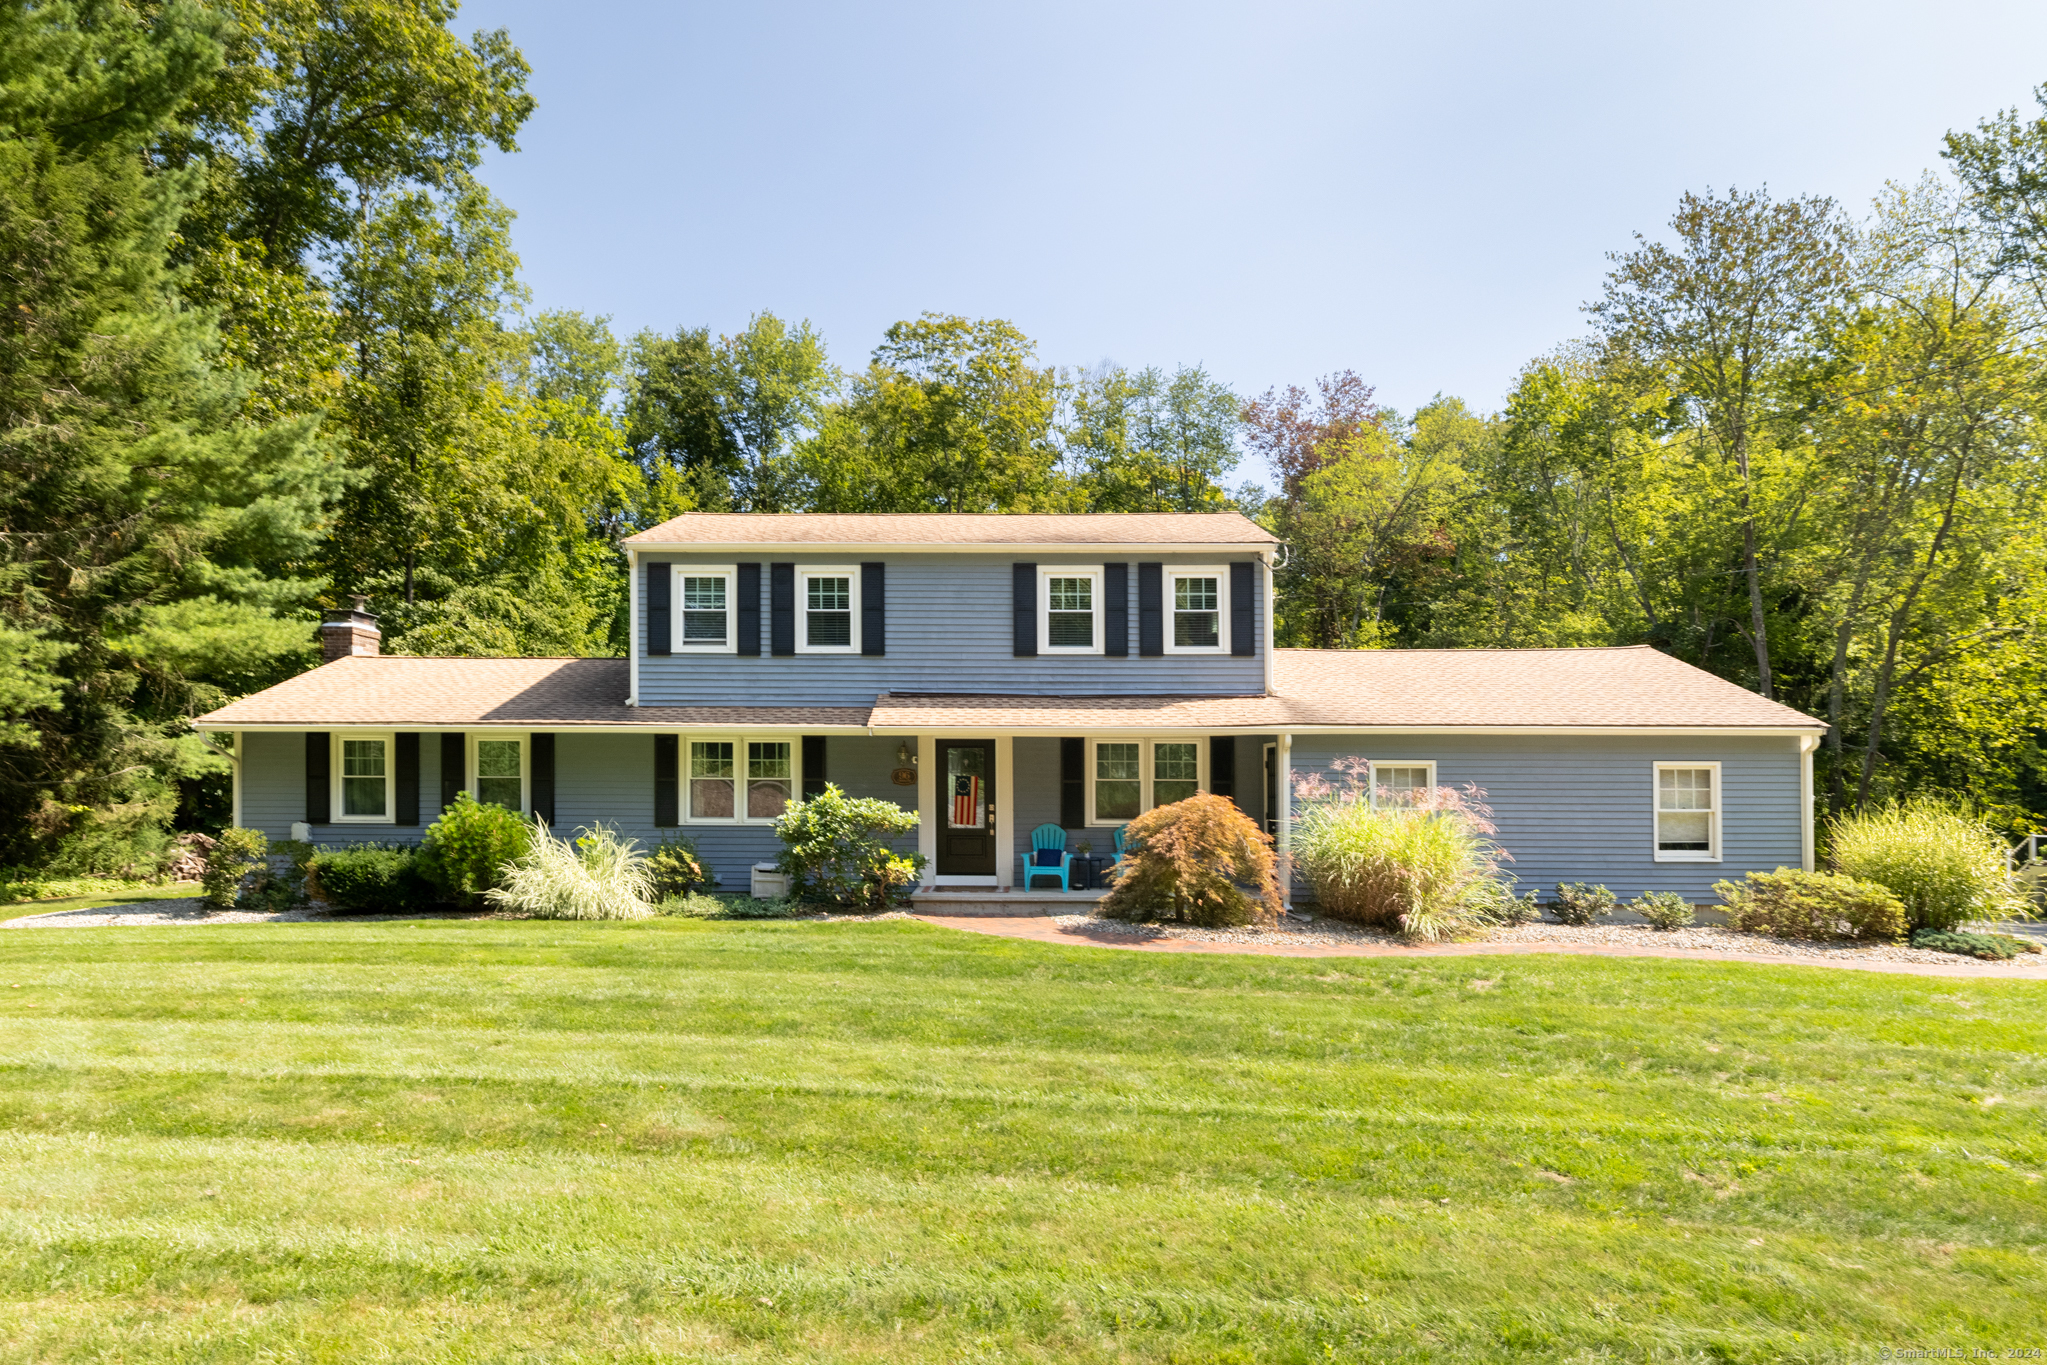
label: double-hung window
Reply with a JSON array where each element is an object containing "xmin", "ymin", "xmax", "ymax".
[
  {"xmin": 1039, "ymin": 566, "xmax": 1103, "ymax": 654},
  {"xmin": 334, "ymin": 732, "xmax": 393, "ymax": 822},
  {"xmin": 675, "ymin": 567, "xmax": 735, "ymax": 651},
  {"xmin": 1088, "ymin": 739, "xmax": 1206, "ymax": 823},
  {"xmin": 473, "ymin": 735, "xmax": 526, "ymax": 813},
  {"xmin": 1165, "ymin": 568, "xmax": 1228, "ymax": 653},
  {"xmin": 1654, "ymin": 762, "xmax": 1720, "ymax": 860},
  {"xmin": 798, "ymin": 568, "xmax": 859, "ymax": 652},
  {"xmin": 684, "ymin": 736, "xmax": 801, "ymax": 822}
]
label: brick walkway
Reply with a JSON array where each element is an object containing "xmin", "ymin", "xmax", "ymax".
[{"xmin": 913, "ymin": 915, "xmax": 2047, "ymax": 981}]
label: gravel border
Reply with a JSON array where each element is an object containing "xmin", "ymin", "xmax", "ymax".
[{"xmin": 1048, "ymin": 912, "xmax": 2042, "ymax": 966}]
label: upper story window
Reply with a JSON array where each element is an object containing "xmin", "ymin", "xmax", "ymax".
[
  {"xmin": 338, "ymin": 734, "xmax": 391, "ymax": 821},
  {"xmin": 1040, "ymin": 566, "xmax": 1102, "ymax": 654},
  {"xmin": 1654, "ymin": 762, "xmax": 1720, "ymax": 861},
  {"xmin": 678, "ymin": 569, "xmax": 734, "ymax": 651},
  {"xmin": 1166, "ymin": 568, "xmax": 1227, "ymax": 653},
  {"xmin": 799, "ymin": 567, "xmax": 860, "ymax": 653}
]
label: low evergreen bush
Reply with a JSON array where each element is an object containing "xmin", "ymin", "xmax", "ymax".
[
  {"xmin": 1826, "ymin": 797, "xmax": 2025, "ymax": 931},
  {"xmin": 1102, "ymin": 792, "xmax": 1281, "ymax": 928},
  {"xmin": 645, "ymin": 833, "xmax": 717, "ymax": 899},
  {"xmin": 1631, "ymin": 890, "xmax": 1694, "ymax": 931},
  {"xmin": 1909, "ymin": 928, "xmax": 2041, "ymax": 960},
  {"xmin": 201, "ymin": 828, "xmax": 269, "ymax": 909},
  {"xmin": 416, "ymin": 793, "xmax": 532, "ymax": 909},
  {"xmin": 487, "ymin": 822, "xmax": 655, "ymax": 921},
  {"xmin": 1551, "ymin": 883, "xmax": 1616, "ymax": 926},
  {"xmin": 773, "ymin": 785, "xmax": 923, "ymax": 912},
  {"xmin": 309, "ymin": 845, "xmax": 437, "ymax": 914},
  {"xmin": 1715, "ymin": 868, "xmax": 1907, "ymax": 942}
]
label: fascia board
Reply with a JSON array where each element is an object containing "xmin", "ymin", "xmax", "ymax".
[{"xmin": 200, "ymin": 721, "xmax": 1822, "ymax": 737}]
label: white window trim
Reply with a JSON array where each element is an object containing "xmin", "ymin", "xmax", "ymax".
[
  {"xmin": 1362, "ymin": 760, "xmax": 1437, "ymax": 806},
  {"xmin": 1038, "ymin": 564, "xmax": 1104, "ymax": 656},
  {"xmin": 469, "ymin": 731, "xmax": 530, "ymax": 815},
  {"xmin": 673, "ymin": 564, "xmax": 738, "ymax": 653},
  {"xmin": 1084, "ymin": 736, "xmax": 1208, "ymax": 826},
  {"xmin": 796, "ymin": 566, "xmax": 861, "ymax": 654},
  {"xmin": 332, "ymin": 730, "xmax": 395, "ymax": 824},
  {"xmin": 1163, "ymin": 565, "xmax": 1230, "ymax": 655},
  {"xmin": 681, "ymin": 734, "xmax": 802, "ymax": 824},
  {"xmin": 1653, "ymin": 760, "xmax": 1722, "ymax": 863}
]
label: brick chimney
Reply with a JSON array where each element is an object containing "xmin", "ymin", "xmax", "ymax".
[{"xmin": 320, "ymin": 595, "xmax": 381, "ymax": 663}]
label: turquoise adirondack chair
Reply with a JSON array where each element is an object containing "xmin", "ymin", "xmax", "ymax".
[
  {"xmin": 1025, "ymin": 823, "xmax": 1074, "ymax": 891},
  {"xmin": 1111, "ymin": 826, "xmax": 1130, "ymax": 866}
]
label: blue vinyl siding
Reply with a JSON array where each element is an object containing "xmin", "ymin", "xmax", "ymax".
[
  {"xmin": 638, "ymin": 553, "xmax": 1265, "ymax": 704},
  {"xmin": 238, "ymin": 729, "xmax": 442, "ymax": 848},
  {"xmin": 1287, "ymin": 734, "xmax": 1804, "ymax": 901}
]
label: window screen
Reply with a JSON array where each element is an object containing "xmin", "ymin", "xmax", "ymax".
[
  {"xmin": 1046, "ymin": 576, "xmax": 1094, "ymax": 648},
  {"xmin": 681, "ymin": 575, "xmax": 728, "ymax": 644}
]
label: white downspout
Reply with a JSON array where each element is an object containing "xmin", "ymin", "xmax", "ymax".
[
  {"xmin": 1262, "ymin": 550, "xmax": 1276, "ymax": 695},
  {"xmin": 627, "ymin": 546, "xmax": 640, "ymax": 707},
  {"xmin": 1800, "ymin": 733, "xmax": 1818, "ymax": 872},
  {"xmin": 1277, "ymin": 731, "xmax": 1293, "ymax": 911}
]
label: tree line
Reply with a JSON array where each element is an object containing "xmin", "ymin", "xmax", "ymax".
[{"xmin": 1, "ymin": 0, "xmax": 2042, "ymax": 874}]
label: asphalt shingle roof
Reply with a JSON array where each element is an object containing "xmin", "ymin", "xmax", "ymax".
[{"xmin": 623, "ymin": 511, "xmax": 1279, "ymax": 547}]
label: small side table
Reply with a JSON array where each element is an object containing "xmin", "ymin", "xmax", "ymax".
[{"xmin": 1070, "ymin": 854, "xmax": 1111, "ymax": 891}]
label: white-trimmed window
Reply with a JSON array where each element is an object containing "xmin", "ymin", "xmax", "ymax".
[
  {"xmin": 799, "ymin": 567, "xmax": 859, "ymax": 653},
  {"xmin": 1654, "ymin": 762, "xmax": 1720, "ymax": 861},
  {"xmin": 1039, "ymin": 565, "xmax": 1103, "ymax": 654},
  {"xmin": 471, "ymin": 733, "xmax": 527, "ymax": 813},
  {"xmin": 675, "ymin": 566, "xmax": 736, "ymax": 652},
  {"xmin": 685, "ymin": 736, "xmax": 800, "ymax": 822},
  {"xmin": 334, "ymin": 732, "xmax": 393, "ymax": 822},
  {"xmin": 1088, "ymin": 738, "xmax": 1207, "ymax": 824},
  {"xmin": 1368, "ymin": 761, "xmax": 1436, "ymax": 806},
  {"xmin": 1165, "ymin": 567, "xmax": 1228, "ymax": 653}
]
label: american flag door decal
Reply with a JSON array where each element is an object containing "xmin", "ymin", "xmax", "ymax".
[{"xmin": 946, "ymin": 744, "xmax": 988, "ymax": 829}]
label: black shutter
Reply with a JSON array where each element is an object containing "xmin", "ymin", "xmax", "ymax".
[
  {"xmin": 770, "ymin": 562, "xmax": 795, "ymax": 656},
  {"xmin": 802, "ymin": 734, "xmax": 828, "ymax": 799},
  {"xmin": 737, "ymin": 562, "xmax": 761, "ymax": 656},
  {"xmin": 1060, "ymin": 737, "xmax": 1085, "ymax": 828},
  {"xmin": 1230, "ymin": 562, "xmax": 1255, "ymax": 657},
  {"xmin": 1137, "ymin": 562, "xmax": 1164, "ymax": 656},
  {"xmin": 1104, "ymin": 563, "xmax": 1128, "ymax": 658},
  {"xmin": 861, "ymin": 562, "xmax": 885, "ymax": 655},
  {"xmin": 304, "ymin": 732, "xmax": 330, "ymax": 824},
  {"xmin": 1210, "ymin": 736, "xmax": 1236, "ymax": 807},
  {"xmin": 531, "ymin": 733, "xmax": 555, "ymax": 826},
  {"xmin": 646, "ymin": 561, "xmax": 670, "ymax": 656},
  {"xmin": 440, "ymin": 733, "xmax": 465, "ymax": 811},
  {"xmin": 1013, "ymin": 563, "xmax": 1036, "ymax": 657},
  {"xmin": 654, "ymin": 734, "xmax": 679, "ymax": 826},
  {"xmin": 395, "ymin": 733, "xmax": 420, "ymax": 826}
]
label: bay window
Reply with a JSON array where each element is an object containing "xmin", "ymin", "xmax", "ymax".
[{"xmin": 1654, "ymin": 762, "xmax": 1720, "ymax": 860}]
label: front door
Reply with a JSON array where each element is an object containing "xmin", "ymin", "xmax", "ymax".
[{"xmin": 936, "ymin": 740, "xmax": 996, "ymax": 876}]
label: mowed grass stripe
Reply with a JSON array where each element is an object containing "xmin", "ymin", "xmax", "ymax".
[{"xmin": 0, "ymin": 919, "xmax": 2040, "ymax": 1360}]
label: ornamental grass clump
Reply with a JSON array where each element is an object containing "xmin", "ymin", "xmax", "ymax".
[
  {"xmin": 485, "ymin": 822, "xmax": 654, "ymax": 921},
  {"xmin": 1100, "ymin": 792, "xmax": 1280, "ymax": 927},
  {"xmin": 1287, "ymin": 758, "xmax": 1510, "ymax": 941},
  {"xmin": 1826, "ymin": 797, "xmax": 2025, "ymax": 931}
]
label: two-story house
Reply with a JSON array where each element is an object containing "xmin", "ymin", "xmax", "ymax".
[{"xmin": 197, "ymin": 512, "xmax": 1826, "ymax": 903}]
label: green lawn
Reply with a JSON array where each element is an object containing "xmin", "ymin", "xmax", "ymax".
[{"xmin": 0, "ymin": 919, "xmax": 2040, "ymax": 1362}]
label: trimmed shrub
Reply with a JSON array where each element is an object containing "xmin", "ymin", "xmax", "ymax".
[
  {"xmin": 309, "ymin": 845, "xmax": 436, "ymax": 914},
  {"xmin": 1102, "ymin": 793, "xmax": 1281, "ymax": 928},
  {"xmin": 239, "ymin": 839, "xmax": 313, "ymax": 912},
  {"xmin": 646, "ymin": 834, "xmax": 717, "ymax": 899},
  {"xmin": 201, "ymin": 827, "xmax": 268, "ymax": 909},
  {"xmin": 1910, "ymin": 928, "xmax": 2041, "ymax": 960},
  {"xmin": 416, "ymin": 793, "xmax": 532, "ymax": 909},
  {"xmin": 487, "ymin": 822, "xmax": 654, "ymax": 920},
  {"xmin": 1551, "ymin": 883, "xmax": 1616, "ymax": 927},
  {"xmin": 1288, "ymin": 760, "xmax": 1507, "ymax": 940},
  {"xmin": 1632, "ymin": 890, "xmax": 1694, "ymax": 931},
  {"xmin": 773, "ymin": 785, "xmax": 923, "ymax": 912},
  {"xmin": 1715, "ymin": 868, "xmax": 1908, "ymax": 942},
  {"xmin": 1826, "ymin": 797, "xmax": 2025, "ymax": 931}
]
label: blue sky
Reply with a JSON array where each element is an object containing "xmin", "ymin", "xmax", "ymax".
[{"xmin": 463, "ymin": 0, "xmax": 2047, "ymax": 437}]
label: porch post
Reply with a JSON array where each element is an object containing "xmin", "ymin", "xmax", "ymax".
[
  {"xmin": 915, "ymin": 732, "xmax": 937, "ymax": 888},
  {"xmin": 1277, "ymin": 732, "xmax": 1293, "ymax": 910},
  {"xmin": 230, "ymin": 731, "xmax": 242, "ymax": 829},
  {"xmin": 995, "ymin": 734, "xmax": 1015, "ymax": 890}
]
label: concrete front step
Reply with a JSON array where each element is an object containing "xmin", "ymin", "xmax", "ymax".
[{"xmin": 907, "ymin": 890, "xmax": 1104, "ymax": 918}]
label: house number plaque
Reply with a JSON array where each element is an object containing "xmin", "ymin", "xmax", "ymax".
[{"xmin": 890, "ymin": 767, "xmax": 917, "ymax": 786}]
